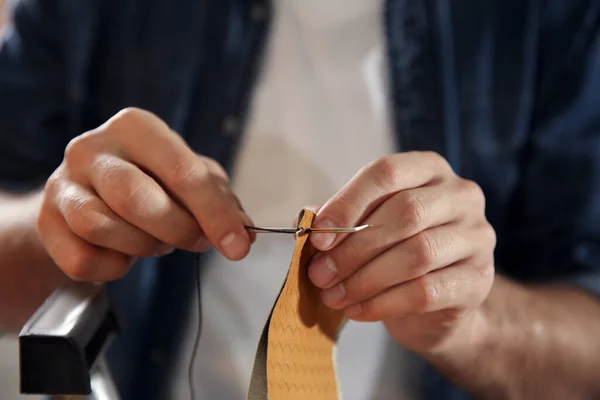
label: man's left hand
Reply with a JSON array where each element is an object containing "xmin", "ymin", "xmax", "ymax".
[{"xmin": 308, "ymin": 151, "xmax": 496, "ymax": 355}]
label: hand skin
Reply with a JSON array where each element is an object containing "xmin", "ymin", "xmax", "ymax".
[
  {"xmin": 1, "ymin": 107, "xmax": 255, "ymax": 331},
  {"xmin": 308, "ymin": 151, "xmax": 600, "ymax": 399},
  {"xmin": 0, "ymin": 191, "xmax": 68, "ymax": 332},
  {"xmin": 38, "ymin": 107, "xmax": 255, "ymax": 282}
]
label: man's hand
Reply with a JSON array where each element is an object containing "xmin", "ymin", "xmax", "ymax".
[
  {"xmin": 308, "ymin": 151, "xmax": 496, "ymax": 355},
  {"xmin": 38, "ymin": 107, "xmax": 254, "ymax": 282}
]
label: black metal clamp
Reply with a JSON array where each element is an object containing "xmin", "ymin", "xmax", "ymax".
[{"xmin": 18, "ymin": 281, "xmax": 120, "ymax": 399}]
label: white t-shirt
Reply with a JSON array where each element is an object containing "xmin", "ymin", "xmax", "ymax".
[{"xmin": 171, "ymin": 1, "xmax": 421, "ymax": 399}]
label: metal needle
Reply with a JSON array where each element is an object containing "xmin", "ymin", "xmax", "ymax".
[
  {"xmin": 244, "ymin": 227, "xmax": 299, "ymax": 234},
  {"xmin": 245, "ymin": 224, "xmax": 378, "ymax": 235}
]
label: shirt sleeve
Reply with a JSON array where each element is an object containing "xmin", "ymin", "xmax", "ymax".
[
  {"xmin": 0, "ymin": 0, "xmax": 70, "ymax": 193},
  {"xmin": 498, "ymin": 4, "xmax": 600, "ymax": 297}
]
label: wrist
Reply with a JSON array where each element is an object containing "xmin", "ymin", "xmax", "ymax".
[
  {"xmin": 1, "ymin": 189, "xmax": 67, "ymax": 281},
  {"xmin": 0, "ymin": 190, "xmax": 68, "ymax": 331},
  {"xmin": 424, "ymin": 307, "xmax": 492, "ymax": 371},
  {"xmin": 13, "ymin": 191, "xmax": 52, "ymax": 262}
]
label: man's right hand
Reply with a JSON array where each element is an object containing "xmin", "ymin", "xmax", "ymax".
[{"xmin": 37, "ymin": 107, "xmax": 254, "ymax": 281}]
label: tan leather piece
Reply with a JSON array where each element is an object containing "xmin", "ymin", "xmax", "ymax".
[{"xmin": 247, "ymin": 209, "xmax": 345, "ymax": 400}]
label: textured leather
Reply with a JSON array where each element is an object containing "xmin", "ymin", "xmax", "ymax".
[{"xmin": 247, "ymin": 209, "xmax": 345, "ymax": 400}]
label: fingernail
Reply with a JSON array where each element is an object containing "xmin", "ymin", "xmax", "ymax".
[
  {"xmin": 154, "ymin": 244, "xmax": 175, "ymax": 257},
  {"xmin": 156, "ymin": 248, "xmax": 175, "ymax": 257},
  {"xmin": 193, "ymin": 236, "xmax": 212, "ymax": 252},
  {"xmin": 321, "ymin": 283, "xmax": 346, "ymax": 308},
  {"xmin": 220, "ymin": 231, "xmax": 248, "ymax": 259},
  {"xmin": 309, "ymin": 255, "xmax": 337, "ymax": 288},
  {"xmin": 310, "ymin": 218, "xmax": 337, "ymax": 250},
  {"xmin": 241, "ymin": 213, "xmax": 257, "ymax": 243}
]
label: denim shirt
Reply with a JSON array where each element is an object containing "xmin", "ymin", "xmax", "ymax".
[{"xmin": 1, "ymin": 1, "xmax": 600, "ymax": 399}]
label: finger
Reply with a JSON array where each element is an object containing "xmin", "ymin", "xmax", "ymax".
[
  {"xmin": 102, "ymin": 109, "xmax": 251, "ymax": 259},
  {"xmin": 200, "ymin": 155, "xmax": 229, "ymax": 182},
  {"xmin": 38, "ymin": 200, "xmax": 135, "ymax": 281},
  {"xmin": 342, "ymin": 262, "xmax": 494, "ymax": 322},
  {"xmin": 310, "ymin": 152, "xmax": 455, "ymax": 251},
  {"xmin": 54, "ymin": 180, "xmax": 174, "ymax": 257},
  {"xmin": 320, "ymin": 223, "xmax": 485, "ymax": 309},
  {"xmin": 308, "ymin": 184, "xmax": 469, "ymax": 289},
  {"xmin": 86, "ymin": 154, "xmax": 207, "ymax": 252},
  {"xmin": 213, "ymin": 178, "xmax": 257, "ymax": 243},
  {"xmin": 195, "ymin": 173, "xmax": 255, "ymax": 244}
]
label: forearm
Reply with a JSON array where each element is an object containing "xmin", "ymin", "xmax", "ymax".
[
  {"xmin": 0, "ymin": 190, "xmax": 68, "ymax": 333},
  {"xmin": 430, "ymin": 274, "xmax": 600, "ymax": 400}
]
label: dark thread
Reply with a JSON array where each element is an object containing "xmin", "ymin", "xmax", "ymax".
[{"xmin": 188, "ymin": 252, "xmax": 202, "ymax": 400}]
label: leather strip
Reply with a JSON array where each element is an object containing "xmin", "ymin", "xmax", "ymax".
[{"xmin": 247, "ymin": 209, "xmax": 345, "ymax": 400}]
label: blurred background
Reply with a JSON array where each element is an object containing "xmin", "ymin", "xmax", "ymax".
[
  {"xmin": 0, "ymin": 3, "xmax": 32, "ymax": 399},
  {"xmin": 0, "ymin": 1, "xmax": 598, "ymax": 400},
  {"xmin": 0, "ymin": 0, "xmax": 35, "ymax": 394}
]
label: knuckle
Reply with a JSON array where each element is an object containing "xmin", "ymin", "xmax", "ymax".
[
  {"xmin": 478, "ymin": 261, "xmax": 495, "ymax": 283},
  {"xmin": 43, "ymin": 171, "xmax": 62, "ymax": 194},
  {"xmin": 404, "ymin": 257, "xmax": 429, "ymax": 281},
  {"xmin": 399, "ymin": 191, "xmax": 427, "ymax": 231},
  {"xmin": 167, "ymin": 157, "xmax": 208, "ymax": 191},
  {"xmin": 109, "ymin": 171, "xmax": 151, "ymax": 217},
  {"xmin": 484, "ymin": 263, "xmax": 496, "ymax": 288},
  {"xmin": 45, "ymin": 175, "xmax": 72, "ymax": 214},
  {"xmin": 459, "ymin": 179, "xmax": 485, "ymax": 208},
  {"xmin": 201, "ymin": 156, "xmax": 229, "ymax": 181},
  {"xmin": 119, "ymin": 183, "xmax": 151, "ymax": 217},
  {"xmin": 70, "ymin": 205, "xmax": 111, "ymax": 243},
  {"xmin": 424, "ymin": 151, "xmax": 452, "ymax": 172},
  {"xmin": 62, "ymin": 251, "xmax": 94, "ymax": 281},
  {"xmin": 412, "ymin": 276, "xmax": 439, "ymax": 312},
  {"xmin": 414, "ymin": 231, "xmax": 438, "ymax": 271},
  {"xmin": 64, "ymin": 134, "xmax": 94, "ymax": 167},
  {"xmin": 481, "ymin": 223, "xmax": 497, "ymax": 249},
  {"xmin": 474, "ymin": 262, "xmax": 495, "ymax": 301},
  {"xmin": 105, "ymin": 107, "xmax": 161, "ymax": 141},
  {"xmin": 371, "ymin": 156, "xmax": 401, "ymax": 187},
  {"xmin": 113, "ymin": 107, "xmax": 152, "ymax": 127}
]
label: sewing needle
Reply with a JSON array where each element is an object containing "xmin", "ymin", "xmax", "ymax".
[{"xmin": 245, "ymin": 224, "xmax": 377, "ymax": 235}]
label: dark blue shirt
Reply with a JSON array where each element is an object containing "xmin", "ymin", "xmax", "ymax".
[{"xmin": 1, "ymin": 1, "xmax": 600, "ymax": 399}]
